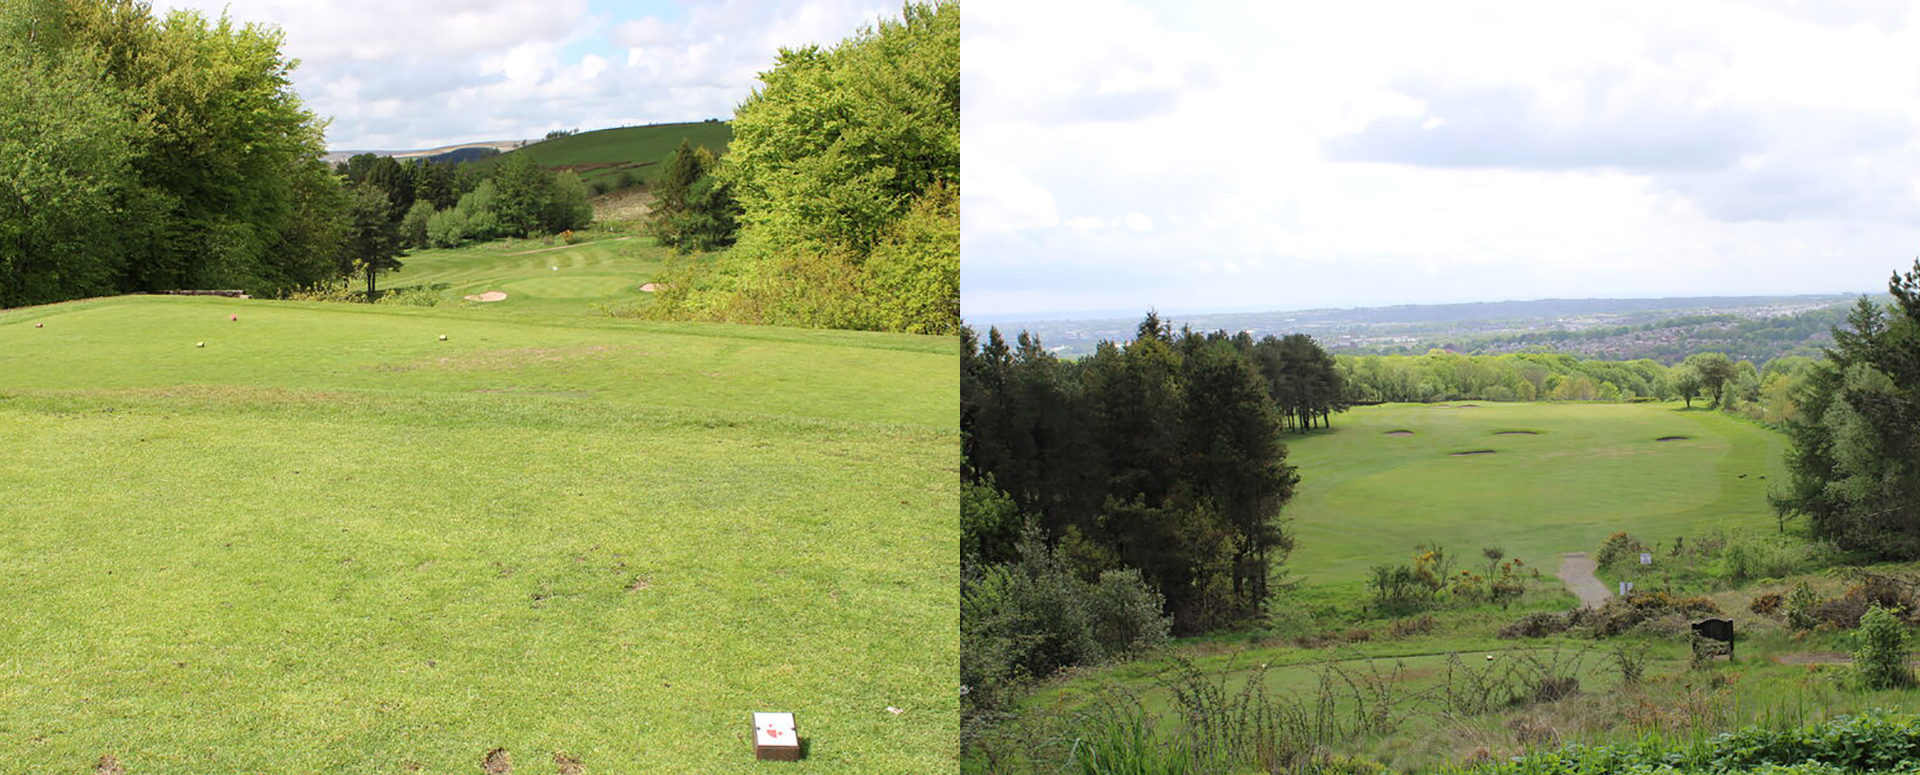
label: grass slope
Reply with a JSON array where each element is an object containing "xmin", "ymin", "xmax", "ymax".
[
  {"xmin": 470, "ymin": 122, "xmax": 733, "ymax": 187},
  {"xmin": 389, "ymin": 230, "xmax": 668, "ymax": 318},
  {"xmin": 1285, "ymin": 402, "xmax": 1787, "ymax": 593},
  {"xmin": 0, "ymin": 294, "xmax": 956, "ymax": 774}
]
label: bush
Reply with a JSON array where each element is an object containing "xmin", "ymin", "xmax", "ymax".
[
  {"xmin": 1499, "ymin": 611, "xmax": 1571, "ymax": 640},
  {"xmin": 1852, "ymin": 604, "xmax": 1915, "ymax": 690},
  {"xmin": 1595, "ymin": 531, "xmax": 1647, "ymax": 568},
  {"xmin": 1787, "ymin": 582, "xmax": 1823, "ymax": 631},
  {"xmin": 1369, "ymin": 564, "xmax": 1428, "ymax": 616},
  {"xmin": 1751, "ymin": 592, "xmax": 1784, "ymax": 616},
  {"xmin": 1576, "ymin": 590, "xmax": 1720, "ymax": 637},
  {"xmin": 961, "ymin": 527, "xmax": 1171, "ymax": 717}
]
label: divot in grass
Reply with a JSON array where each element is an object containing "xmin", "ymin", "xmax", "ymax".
[
  {"xmin": 1448, "ymin": 449, "xmax": 1497, "ymax": 456},
  {"xmin": 554, "ymin": 752, "xmax": 584, "ymax": 775},
  {"xmin": 482, "ymin": 747, "xmax": 511, "ymax": 775},
  {"xmin": 1384, "ymin": 430, "xmax": 1414, "ymax": 436},
  {"xmin": 1494, "ymin": 430, "xmax": 1539, "ymax": 436},
  {"xmin": 1656, "ymin": 435, "xmax": 1691, "ymax": 442}
]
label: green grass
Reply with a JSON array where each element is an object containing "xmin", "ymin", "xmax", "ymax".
[
  {"xmin": 1285, "ymin": 402, "xmax": 1787, "ymax": 595},
  {"xmin": 388, "ymin": 229, "xmax": 668, "ymax": 318},
  {"xmin": 986, "ymin": 401, "xmax": 1803, "ymax": 773},
  {"xmin": 470, "ymin": 122, "xmax": 733, "ymax": 186},
  {"xmin": 0, "ymin": 292, "xmax": 957, "ymax": 774}
]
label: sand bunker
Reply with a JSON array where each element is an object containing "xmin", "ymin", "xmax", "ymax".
[
  {"xmin": 1494, "ymin": 430, "xmax": 1538, "ymax": 436},
  {"xmin": 1656, "ymin": 436, "xmax": 1690, "ymax": 442},
  {"xmin": 1384, "ymin": 430, "xmax": 1414, "ymax": 437},
  {"xmin": 463, "ymin": 290, "xmax": 508, "ymax": 303},
  {"xmin": 1449, "ymin": 449, "xmax": 1497, "ymax": 457},
  {"xmin": 639, "ymin": 283, "xmax": 660, "ymax": 293}
]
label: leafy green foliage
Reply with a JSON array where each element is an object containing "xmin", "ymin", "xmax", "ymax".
[
  {"xmin": 961, "ymin": 528, "xmax": 1171, "ymax": 717},
  {"xmin": 963, "ymin": 316, "xmax": 1325, "ymax": 634},
  {"xmin": 1447, "ymin": 710, "xmax": 1920, "ymax": 774},
  {"xmin": 643, "ymin": 1, "xmax": 958, "ymax": 335},
  {"xmin": 1852, "ymin": 605, "xmax": 1915, "ymax": 691},
  {"xmin": 0, "ymin": 0, "xmax": 343, "ymax": 305},
  {"xmin": 1773, "ymin": 265, "xmax": 1920, "ymax": 557},
  {"xmin": 648, "ymin": 141, "xmax": 740, "ymax": 253}
]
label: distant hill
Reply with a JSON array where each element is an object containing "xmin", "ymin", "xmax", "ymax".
[
  {"xmin": 467, "ymin": 121, "xmax": 733, "ymax": 188},
  {"xmin": 979, "ymin": 293, "xmax": 1882, "ymax": 364},
  {"xmin": 321, "ymin": 140, "xmax": 525, "ymax": 164}
]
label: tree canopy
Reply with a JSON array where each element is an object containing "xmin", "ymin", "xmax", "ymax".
[
  {"xmin": 641, "ymin": 0, "xmax": 959, "ymax": 335},
  {"xmin": 0, "ymin": 0, "xmax": 341, "ymax": 306},
  {"xmin": 1772, "ymin": 263, "xmax": 1920, "ymax": 556}
]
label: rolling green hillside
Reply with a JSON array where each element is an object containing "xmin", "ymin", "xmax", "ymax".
[
  {"xmin": 0, "ymin": 292, "xmax": 956, "ymax": 774},
  {"xmin": 470, "ymin": 122, "xmax": 733, "ymax": 187}
]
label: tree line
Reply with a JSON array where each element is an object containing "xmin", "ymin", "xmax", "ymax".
[
  {"xmin": 638, "ymin": 1, "xmax": 958, "ymax": 336},
  {"xmin": 962, "ymin": 315, "xmax": 1345, "ymax": 724},
  {"xmin": 963, "ymin": 314, "xmax": 1347, "ymax": 632},
  {"xmin": 2, "ymin": 0, "xmax": 340, "ymax": 306},
  {"xmin": 0, "ymin": 0, "xmax": 597, "ymax": 308}
]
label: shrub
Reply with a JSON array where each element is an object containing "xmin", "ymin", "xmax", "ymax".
[
  {"xmin": 1498, "ymin": 611, "xmax": 1570, "ymax": 640},
  {"xmin": 1595, "ymin": 531, "xmax": 1647, "ymax": 568},
  {"xmin": 1787, "ymin": 582, "xmax": 1823, "ymax": 631},
  {"xmin": 1369, "ymin": 564, "xmax": 1427, "ymax": 616},
  {"xmin": 1851, "ymin": 604, "xmax": 1915, "ymax": 690},
  {"xmin": 1751, "ymin": 592, "xmax": 1784, "ymax": 616},
  {"xmin": 1577, "ymin": 590, "xmax": 1720, "ymax": 637}
]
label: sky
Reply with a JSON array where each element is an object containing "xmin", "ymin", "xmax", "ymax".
[
  {"xmin": 962, "ymin": 0, "xmax": 1920, "ymax": 318},
  {"xmin": 150, "ymin": 0, "xmax": 890, "ymax": 151}
]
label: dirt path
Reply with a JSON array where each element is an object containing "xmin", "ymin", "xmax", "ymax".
[
  {"xmin": 505, "ymin": 237, "xmax": 631, "ymax": 256},
  {"xmin": 1557, "ymin": 551, "xmax": 1611, "ymax": 609}
]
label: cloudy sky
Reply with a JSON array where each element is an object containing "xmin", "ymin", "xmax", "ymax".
[
  {"xmin": 963, "ymin": 1, "xmax": 1920, "ymax": 318},
  {"xmin": 151, "ymin": 0, "xmax": 889, "ymax": 151}
]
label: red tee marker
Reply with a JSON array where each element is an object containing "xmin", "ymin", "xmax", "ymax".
[{"xmin": 752, "ymin": 712, "xmax": 800, "ymax": 761}]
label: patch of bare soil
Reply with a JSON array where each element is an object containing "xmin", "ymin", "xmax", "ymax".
[
  {"xmin": 1384, "ymin": 430, "xmax": 1414, "ymax": 436},
  {"xmin": 464, "ymin": 290, "xmax": 508, "ymax": 302},
  {"xmin": 639, "ymin": 283, "xmax": 660, "ymax": 292},
  {"xmin": 1449, "ymin": 449, "xmax": 1497, "ymax": 456},
  {"xmin": 627, "ymin": 575, "xmax": 653, "ymax": 592},
  {"xmin": 592, "ymin": 187, "xmax": 654, "ymax": 222},
  {"xmin": 482, "ymin": 748, "xmax": 511, "ymax": 775},
  {"xmin": 554, "ymin": 753, "xmax": 584, "ymax": 775},
  {"xmin": 1657, "ymin": 436, "xmax": 1691, "ymax": 442},
  {"xmin": 95, "ymin": 756, "xmax": 125, "ymax": 775}
]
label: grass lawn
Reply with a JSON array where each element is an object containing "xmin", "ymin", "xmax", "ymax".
[
  {"xmin": 0, "ymin": 290, "xmax": 956, "ymax": 774},
  {"xmin": 1283, "ymin": 402, "xmax": 1787, "ymax": 596},
  {"xmin": 387, "ymin": 230, "xmax": 669, "ymax": 319}
]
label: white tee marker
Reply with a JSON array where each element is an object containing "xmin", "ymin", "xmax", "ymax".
[{"xmin": 752, "ymin": 712, "xmax": 800, "ymax": 761}]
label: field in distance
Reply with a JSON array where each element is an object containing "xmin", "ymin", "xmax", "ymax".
[
  {"xmin": 468, "ymin": 122, "xmax": 734, "ymax": 188},
  {"xmin": 0, "ymin": 292, "xmax": 957, "ymax": 774},
  {"xmin": 1285, "ymin": 401, "xmax": 1787, "ymax": 595}
]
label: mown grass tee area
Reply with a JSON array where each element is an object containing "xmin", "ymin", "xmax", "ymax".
[{"xmin": 0, "ymin": 287, "xmax": 957, "ymax": 772}]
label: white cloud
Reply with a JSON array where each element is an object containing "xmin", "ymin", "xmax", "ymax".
[
  {"xmin": 152, "ymin": 0, "xmax": 891, "ymax": 149},
  {"xmin": 963, "ymin": 0, "xmax": 1920, "ymax": 317}
]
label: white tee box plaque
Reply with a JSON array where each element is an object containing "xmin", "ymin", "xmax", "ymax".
[{"xmin": 752, "ymin": 712, "xmax": 800, "ymax": 761}]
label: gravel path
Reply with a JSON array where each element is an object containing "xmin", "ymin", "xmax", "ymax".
[{"xmin": 1557, "ymin": 551, "xmax": 1612, "ymax": 609}]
